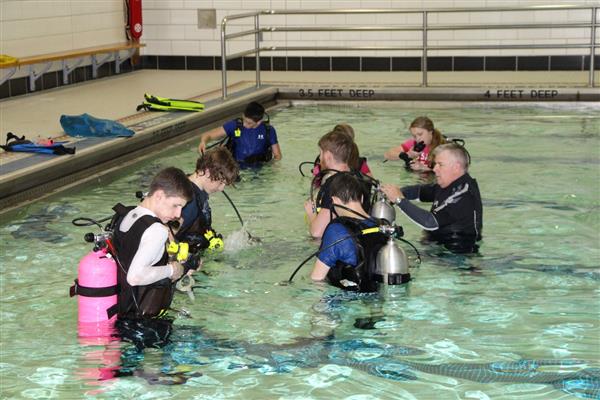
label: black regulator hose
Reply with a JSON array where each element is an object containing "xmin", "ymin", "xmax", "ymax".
[
  {"xmin": 205, "ymin": 136, "xmax": 229, "ymax": 151},
  {"xmin": 71, "ymin": 216, "xmax": 111, "ymax": 228},
  {"xmin": 298, "ymin": 161, "xmax": 316, "ymax": 177},
  {"xmin": 399, "ymin": 237, "xmax": 421, "ymax": 265},
  {"xmin": 222, "ymin": 190, "xmax": 244, "ymax": 227},
  {"xmin": 222, "ymin": 190, "xmax": 261, "ymax": 242}
]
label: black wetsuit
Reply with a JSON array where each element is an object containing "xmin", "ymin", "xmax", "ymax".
[
  {"xmin": 396, "ymin": 173, "xmax": 482, "ymax": 253},
  {"xmin": 177, "ymin": 184, "xmax": 211, "ymax": 239}
]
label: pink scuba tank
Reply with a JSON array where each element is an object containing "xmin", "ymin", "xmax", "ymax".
[{"xmin": 70, "ymin": 247, "xmax": 118, "ymax": 337}]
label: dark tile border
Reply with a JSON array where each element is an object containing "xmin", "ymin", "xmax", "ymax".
[
  {"xmin": 0, "ymin": 81, "xmax": 9, "ymax": 99},
  {"xmin": 362, "ymin": 57, "xmax": 391, "ymax": 71},
  {"xmin": 42, "ymin": 71, "xmax": 59, "ymax": 90},
  {"xmin": 302, "ymin": 57, "xmax": 330, "ymax": 71},
  {"xmin": 158, "ymin": 55, "xmax": 186, "ymax": 70},
  {"xmin": 2, "ymin": 54, "xmax": 597, "ymax": 99},
  {"xmin": 454, "ymin": 57, "xmax": 484, "ymax": 71},
  {"xmin": 187, "ymin": 56, "xmax": 214, "ymax": 70},
  {"xmin": 485, "ymin": 56, "xmax": 516, "ymax": 71},
  {"xmin": 9, "ymin": 77, "xmax": 28, "ymax": 96},
  {"xmin": 518, "ymin": 56, "xmax": 549, "ymax": 71},
  {"xmin": 332, "ymin": 57, "xmax": 360, "ymax": 71},
  {"xmin": 287, "ymin": 57, "xmax": 301, "ymax": 71},
  {"xmin": 551, "ymin": 55, "xmax": 582, "ymax": 71},
  {"xmin": 392, "ymin": 57, "xmax": 421, "ymax": 71},
  {"xmin": 427, "ymin": 57, "xmax": 452, "ymax": 71},
  {"xmin": 272, "ymin": 57, "xmax": 287, "ymax": 71}
]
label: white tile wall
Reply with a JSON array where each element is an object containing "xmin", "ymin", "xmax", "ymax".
[
  {"xmin": 172, "ymin": 40, "xmax": 201, "ymax": 55},
  {"xmin": 140, "ymin": 1, "xmax": 597, "ymax": 58},
  {"xmin": 1, "ymin": 0, "xmax": 596, "ymax": 79}
]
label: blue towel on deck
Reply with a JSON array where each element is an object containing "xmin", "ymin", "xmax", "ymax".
[{"xmin": 60, "ymin": 113, "xmax": 134, "ymax": 138}]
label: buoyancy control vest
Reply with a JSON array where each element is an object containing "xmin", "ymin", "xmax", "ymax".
[
  {"xmin": 325, "ymin": 217, "xmax": 388, "ymax": 293},
  {"xmin": 136, "ymin": 93, "xmax": 205, "ymax": 112},
  {"xmin": 224, "ymin": 118, "xmax": 273, "ymax": 164},
  {"xmin": 111, "ymin": 204, "xmax": 174, "ymax": 319},
  {"xmin": 315, "ymin": 171, "xmax": 376, "ymax": 214}
]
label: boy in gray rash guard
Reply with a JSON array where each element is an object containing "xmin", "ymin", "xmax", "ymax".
[{"xmin": 381, "ymin": 143, "xmax": 482, "ymax": 253}]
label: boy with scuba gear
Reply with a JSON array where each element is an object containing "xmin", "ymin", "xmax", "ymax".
[
  {"xmin": 197, "ymin": 101, "xmax": 282, "ymax": 165},
  {"xmin": 383, "ymin": 116, "xmax": 446, "ymax": 172},
  {"xmin": 381, "ymin": 142, "xmax": 483, "ymax": 254},
  {"xmin": 310, "ymin": 123, "xmax": 372, "ymax": 187},
  {"xmin": 112, "ymin": 167, "xmax": 197, "ymax": 319},
  {"xmin": 310, "ymin": 173, "xmax": 388, "ymax": 292},
  {"xmin": 304, "ymin": 129, "xmax": 374, "ymax": 239},
  {"xmin": 176, "ymin": 147, "xmax": 240, "ymax": 252}
]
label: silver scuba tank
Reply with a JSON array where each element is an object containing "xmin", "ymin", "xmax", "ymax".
[
  {"xmin": 370, "ymin": 197, "xmax": 396, "ymax": 225},
  {"xmin": 375, "ymin": 236, "xmax": 411, "ymax": 285}
]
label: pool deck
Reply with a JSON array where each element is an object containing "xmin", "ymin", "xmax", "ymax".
[{"xmin": 1, "ymin": 69, "xmax": 599, "ymax": 214}]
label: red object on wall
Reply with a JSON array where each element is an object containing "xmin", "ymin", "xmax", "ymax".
[{"xmin": 128, "ymin": 0, "xmax": 143, "ymax": 40}]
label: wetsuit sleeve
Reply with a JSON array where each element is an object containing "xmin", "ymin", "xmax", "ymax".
[
  {"xmin": 401, "ymin": 138, "xmax": 415, "ymax": 152},
  {"xmin": 396, "ymin": 199, "xmax": 439, "ymax": 231},
  {"xmin": 222, "ymin": 119, "xmax": 237, "ymax": 138},
  {"xmin": 401, "ymin": 183, "xmax": 436, "ymax": 202},
  {"xmin": 317, "ymin": 223, "xmax": 358, "ymax": 267},
  {"xmin": 127, "ymin": 223, "xmax": 172, "ymax": 286}
]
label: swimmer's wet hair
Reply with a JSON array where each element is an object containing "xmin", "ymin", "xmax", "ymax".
[
  {"xmin": 148, "ymin": 167, "xmax": 194, "ymax": 201},
  {"xmin": 318, "ymin": 130, "xmax": 359, "ymax": 168},
  {"xmin": 196, "ymin": 147, "xmax": 239, "ymax": 185},
  {"xmin": 244, "ymin": 101, "xmax": 265, "ymax": 122},
  {"xmin": 327, "ymin": 172, "xmax": 364, "ymax": 203}
]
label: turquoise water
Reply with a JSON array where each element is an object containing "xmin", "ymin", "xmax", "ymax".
[{"xmin": 1, "ymin": 102, "xmax": 599, "ymax": 399}]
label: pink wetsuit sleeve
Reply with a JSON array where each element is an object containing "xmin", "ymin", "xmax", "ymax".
[{"xmin": 401, "ymin": 138, "xmax": 415, "ymax": 152}]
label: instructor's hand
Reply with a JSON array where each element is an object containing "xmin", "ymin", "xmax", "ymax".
[{"xmin": 380, "ymin": 184, "xmax": 403, "ymax": 203}]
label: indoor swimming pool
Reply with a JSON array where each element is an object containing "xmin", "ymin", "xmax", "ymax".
[{"xmin": 0, "ymin": 101, "xmax": 598, "ymax": 399}]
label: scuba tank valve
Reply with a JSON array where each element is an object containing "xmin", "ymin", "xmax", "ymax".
[{"xmin": 370, "ymin": 189, "xmax": 396, "ymax": 225}]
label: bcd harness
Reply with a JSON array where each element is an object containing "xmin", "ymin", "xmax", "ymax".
[
  {"xmin": 325, "ymin": 217, "xmax": 388, "ymax": 293},
  {"xmin": 222, "ymin": 118, "xmax": 273, "ymax": 164},
  {"xmin": 110, "ymin": 203, "xmax": 175, "ymax": 319},
  {"xmin": 136, "ymin": 93, "xmax": 205, "ymax": 112}
]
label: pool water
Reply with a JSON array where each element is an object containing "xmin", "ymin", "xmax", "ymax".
[{"xmin": 1, "ymin": 102, "xmax": 599, "ymax": 399}]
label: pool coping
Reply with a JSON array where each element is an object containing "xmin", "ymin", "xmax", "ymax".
[{"xmin": 1, "ymin": 83, "xmax": 598, "ymax": 215}]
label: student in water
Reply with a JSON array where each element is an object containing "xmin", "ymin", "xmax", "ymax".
[
  {"xmin": 176, "ymin": 147, "xmax": 239, "ymax": 252},
  {"xmin": 311, "ymin": 123, "xmax": 372, "ymax": 187},
  {"xmin": 384, "ymin": 116, "xmax": 445, "ymax": 172},
  {"xmin": 197, "ymin": 101, "xmax": 282, "ymax": 166}
]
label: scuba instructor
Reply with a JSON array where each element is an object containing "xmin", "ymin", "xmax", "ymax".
[
  {"xmin": 197, "ymin": 101, "xmax": 282, "ymax": 165},
  {"xmin": 381, "ymin": 143, "xmax": 482, "ymax": 253}
]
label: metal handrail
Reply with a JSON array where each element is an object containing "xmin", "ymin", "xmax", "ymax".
[{"xmin": 220, "ymin": 6, "xmax": 599, "ymax": 98}]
